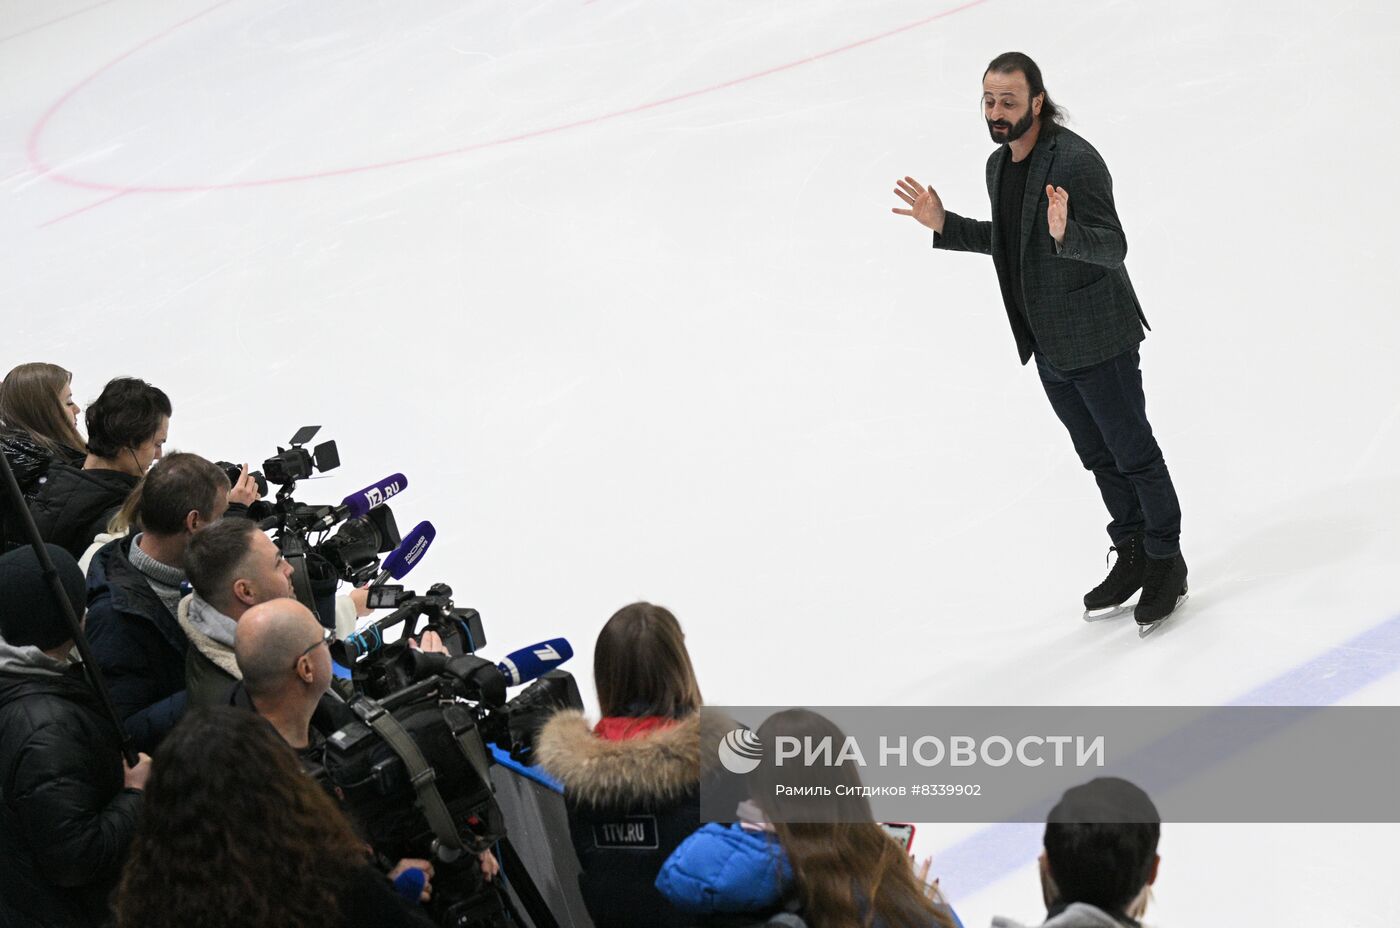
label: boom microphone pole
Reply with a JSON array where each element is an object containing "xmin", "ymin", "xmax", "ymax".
[{"xmin": 0, "ymin": 449, "xmax": 138, "ymax": 766}]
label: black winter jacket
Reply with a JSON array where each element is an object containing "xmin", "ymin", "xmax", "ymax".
[
  {"xmin": 0, "ymin": 428, "xmax": 85, "ymax": 551},
  {"xmin": 535, "ymin": 711, "xmax": 744, "ymax": 928},
  {"xmin": 24, "ymin": 462, "xmax": 138, "ymax": 559},
  {"xmin": 0, "ymin": 664, "xmax": 142, "ymax": 928},
  {"xmin": 85, "ymin": 536, "xmax": 189, "ymax": 751}
]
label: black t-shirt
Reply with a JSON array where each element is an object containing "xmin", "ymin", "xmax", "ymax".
[{"xmin": 997, "ymin": 151, "xmax": 1036, "ymax": 350}]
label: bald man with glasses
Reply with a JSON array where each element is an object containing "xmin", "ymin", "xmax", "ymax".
[
  {"xmin": 234, "ymin": 599, "xmax": 335, "ymax": 754},
  {"xmin": 233, "ymin": 598, "xmax": 491, "ymax": 895}
]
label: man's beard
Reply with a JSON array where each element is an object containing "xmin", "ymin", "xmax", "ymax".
[{"xmin": 987, "ymin": 107, "xmax": 1035, "ymax": 144}]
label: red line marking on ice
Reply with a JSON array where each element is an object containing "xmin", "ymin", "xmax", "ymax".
[
  {"xmin": 0, "ymin": 0, "xmax": 120, "ymax": 45},
  {"xmin": 27, "ymin": 0, "xmax": 239, "ymax": 179},
  {"xmin": 38, "ymin": 190, "xmax": 130, "ymax": 228},
  {"xmin": 30, "ymin": 0, "xmax": 991, "ymax": 202}
]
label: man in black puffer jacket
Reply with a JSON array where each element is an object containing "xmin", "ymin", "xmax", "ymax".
[{"xmin": 0, "ymin": 544, "xmax": 151, "ymax": 928}]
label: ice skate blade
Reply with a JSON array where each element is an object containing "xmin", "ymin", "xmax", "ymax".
[
  {"xmin": 1083, "ymin": 603, "xmax": 1134, "ymax": 623},
  {"xmin": 1136, "ymin": 593, "xmax": 1188, "ymax": 638}
]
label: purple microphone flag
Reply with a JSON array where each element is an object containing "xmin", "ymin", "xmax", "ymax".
[
  {"xmin": 381, "ymin": 520, "xmax": 435, "ymax": 579},
  {"xmin": 343, "ymin": 472, "xmax": 407, "ymax": 519}
]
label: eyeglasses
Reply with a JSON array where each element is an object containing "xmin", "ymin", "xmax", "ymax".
[{"xmin": 296, "ymin": 627, "xmax": 334, "ymax": 666}]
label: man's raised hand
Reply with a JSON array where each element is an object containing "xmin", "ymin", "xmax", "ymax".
[
  {"xmin": 892, "ymin": 177, "xmax": 946, "ymax": 233},
  {"xmin": 1046, "ymin": 184, "xmax": 1068, "ymax": 244}
]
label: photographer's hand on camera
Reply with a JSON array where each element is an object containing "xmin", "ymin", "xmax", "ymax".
[
  {"xmin": 227, "ymin": 463, "xmax": 262, "ymax": 508},
  {"xmin": 409, "ymin": 629, "xmax": 450, "ymax": 656},
  {"xmin": 477, "ymin": 849, "xmax": 499, "ymax": 883},
  {"xmin": 349, "ymin": 584, "xmax": 372, "ymax": 618}
]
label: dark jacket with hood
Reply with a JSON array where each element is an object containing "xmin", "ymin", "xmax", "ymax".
[
  {"xmin": 535, "ymin": 710, "xmax": 743, "ymax": 928},
  {"xmin": 0, "ymin": 639, "xmax": 142, "ymax": 928},
  {"xmin": 24, "ymin": 462, "xmax": 138, "ymax": 560},
  {"xmin": 0, "ymin": 428, "xmax": 85, "ymax": 552},
  {"xmin": 84, "ymin": 535, "xmax": 189, "ymax": 751}
]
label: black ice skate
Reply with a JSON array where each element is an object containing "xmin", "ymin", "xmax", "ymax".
[
  {"xmin": 1134, "ymin": 552, "xmax": 1188, "ymax": 637},
  {"xmin": 1082, "ymin": 533, "xmax": 1145, "ymax": 622}
]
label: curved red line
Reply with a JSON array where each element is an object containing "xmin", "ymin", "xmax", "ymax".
[
  {"xmin": 0, "ymin": 0, "xmax": 121, "ymax": 46},
  {"xmin": 27, "ymin": 0, "xmax": 991, "ymax": 195}
]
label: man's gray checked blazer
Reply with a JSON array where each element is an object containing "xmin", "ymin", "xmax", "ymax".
[{"xmin": 933, "ymin": 126, "xmax": 1150, "ymax": 371}]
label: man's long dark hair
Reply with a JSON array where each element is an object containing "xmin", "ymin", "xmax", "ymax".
[{"xmin": 985, "ymin": 52, "xmax": 1067, "ymax": 132}]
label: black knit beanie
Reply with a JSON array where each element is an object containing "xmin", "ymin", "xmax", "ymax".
[{"xmin": 0, "ymin": 544, "xmax": 85, "ymax": 651}]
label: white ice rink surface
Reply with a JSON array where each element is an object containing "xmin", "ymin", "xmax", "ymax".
[{"xmin": 5, "ymin": 0, "xmax": 1399, "ymax": 924}]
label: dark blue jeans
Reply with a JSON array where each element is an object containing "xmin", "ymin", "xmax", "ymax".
[{"xmin": 1035, "ymin": 348, "xmax": 1182, "ymax": 558}]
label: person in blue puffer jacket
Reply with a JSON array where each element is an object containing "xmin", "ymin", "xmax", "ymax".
[
  {"xmin": 657, "ymin": 710, "xmax": 964, "ymax": 928},
  {"xmin": 654, "ymin": 801, "xmax": 792, "ymax": 918}
]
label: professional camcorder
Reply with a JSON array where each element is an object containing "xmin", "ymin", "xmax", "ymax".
[
  {"xmin": 325, "ymin": 582, "xmax": 581, "ymax": 928},
  {"xmin": 225, "ymin": 428, "xmax": 578, "ymax": 926},
  {"xmin": 263, "ymin": 424, "xmax": 340, "ymax": 486},
  {"xmin": 217, "ymin": 424, "xmax": 337, "ymax": 502},
  {"xmin": 235, "ymin": 426, "xmax": 406, "ymax": 624},
  {"xmin": 214, "ymin": 461, "xmax": 270, "ymax": 500}
]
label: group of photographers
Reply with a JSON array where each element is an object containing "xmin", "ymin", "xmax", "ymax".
[{"xmin": 1, "ymin": 363, "xmax": 1161, "ymax": 928}]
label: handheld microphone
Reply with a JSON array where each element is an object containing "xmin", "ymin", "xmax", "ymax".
[
  {"xmin": 313, "ymin": 473, "xmax": 407, "ymax": 530},
  {"xmin": 392, "ymin": 866, "xmax": 427, "ymax": 902},
  {"xmin": 371, "ymin": 521, "xmax": 435, "ymax": 587},
  {"xmin": 497, "ymin": 638, "xmax": 573, "ymax": 686}
]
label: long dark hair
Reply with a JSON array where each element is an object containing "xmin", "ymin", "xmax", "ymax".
[
  {"xmin": 751, "ymin": 710, "xmax": 958, "ymax": 928},
  {"xmin": 115, "ymin": 708, "xmax": 368, "ymax": 928},
  {"xmin": 985, "ymin": 51, "xmax": 1067, "ymax": 131},
  {"xmin": 593, "ymin": 602, "xmax": 702, "ymax": 718}
]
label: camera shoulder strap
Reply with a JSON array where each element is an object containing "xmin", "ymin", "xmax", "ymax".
[{"xmin": 350, "ymin": 698, "xmax": 464, "ymax": 855}]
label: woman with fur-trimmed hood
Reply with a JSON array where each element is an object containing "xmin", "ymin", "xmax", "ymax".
[{"xmin": 535, "ymin": 601, "xmax": 738, "ymax": 928}]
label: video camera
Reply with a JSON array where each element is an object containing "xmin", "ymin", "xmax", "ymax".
[
  {"xmin": 263, "ymin": 423, "xmax": 341, "ymax": 486},
  {"xmin": 240, "ymin": 426, "xmax": 405, "ymax": 624},
  {"xmin": 216, "ymin": 424, "xmax": 337, "ymax": 502},
  {"xmin": 325, "ymin": 580, "xmax": 581, "ymax": 928}
]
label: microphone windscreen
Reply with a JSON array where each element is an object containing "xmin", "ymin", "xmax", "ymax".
[
  {"xmin": 497, "ymin": 638, "xmax": 574, "ymax": 686},
  {"xmin": 342, "ymin": 473, "xmax": 407, "ymax": 519},
  {"xmin": 392, "ymin": 866, "xmax": 426, "ymax": 901},
  {"xmin": 381, "ymin": 521, "xmax": 435, "ymax": 580}
]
